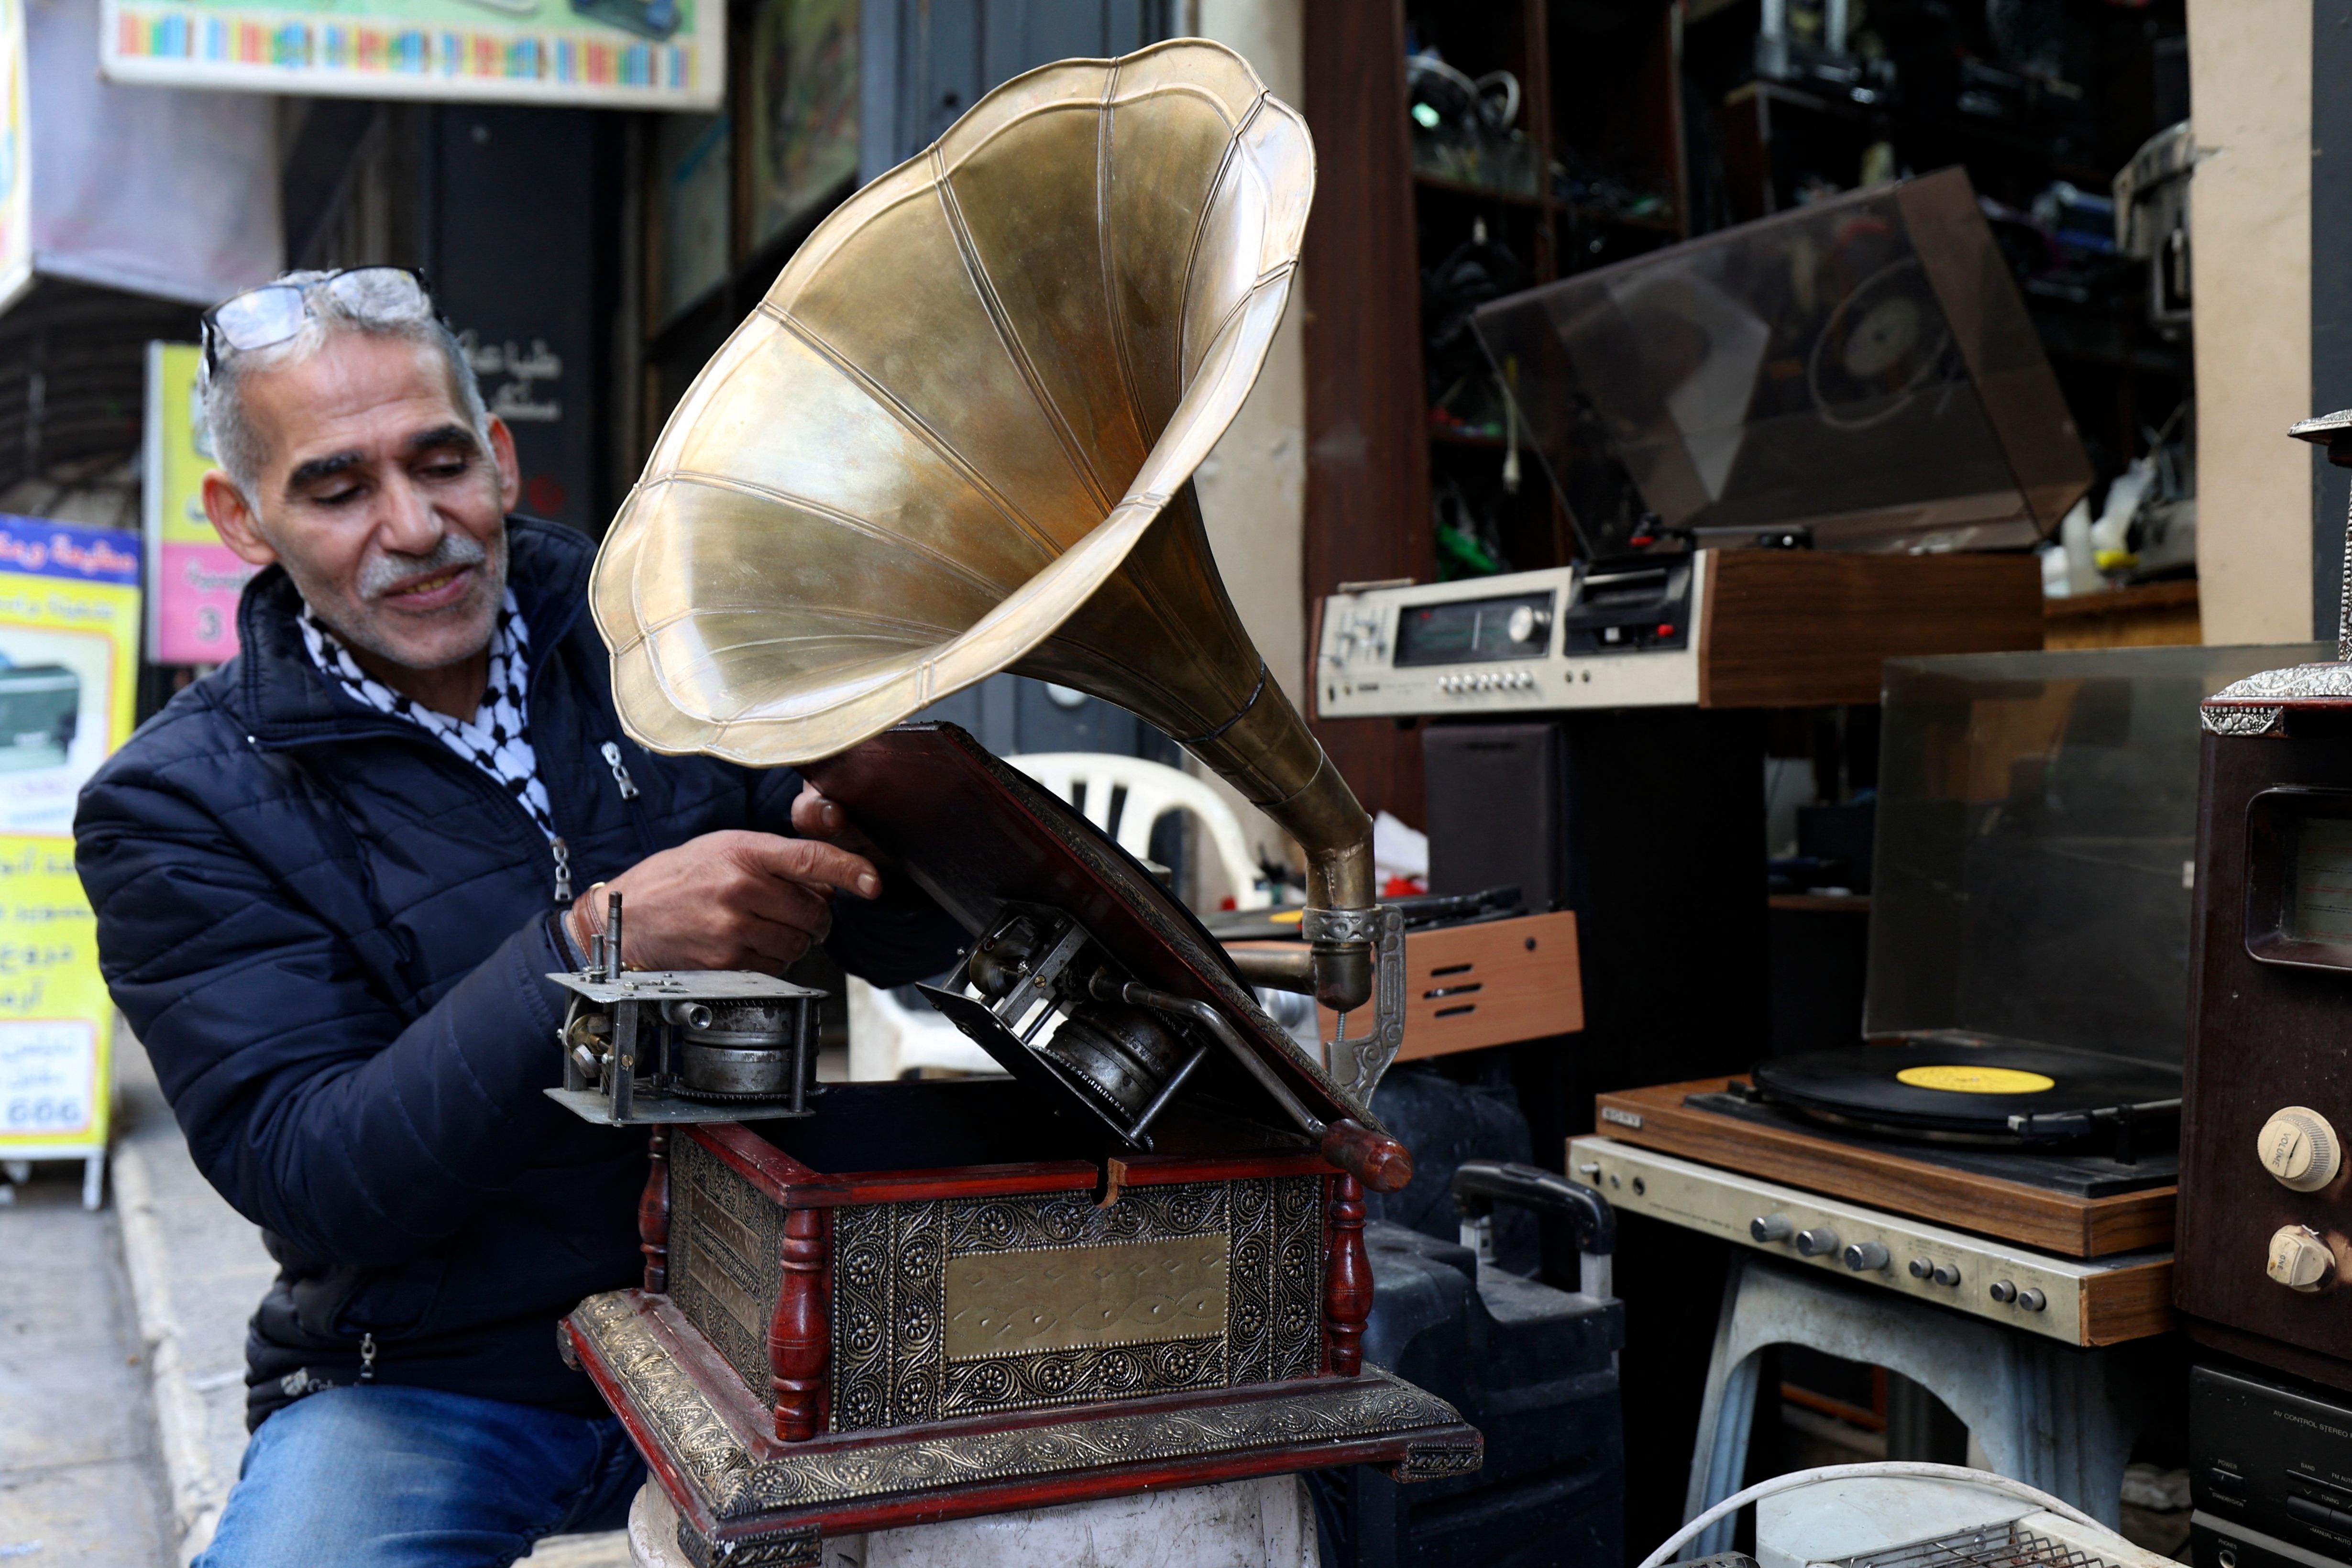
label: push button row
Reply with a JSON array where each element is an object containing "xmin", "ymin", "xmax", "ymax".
[
  {"xmin": 2286, "ymin": 1494, "xmax": 2352, "ymax": 1535},
  {"xmin": 1439, "ymin": 671, "xmax": 1538, "ymax": 694}
]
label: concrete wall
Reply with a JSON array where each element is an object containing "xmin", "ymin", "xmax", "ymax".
[
  {"xmin": 1181, "ymin": 0, "xmax": 1312, "ymax": 870},
  {"xmin": 2190, "ymin": 0, "xmax": 2313, "ymax": 643}
]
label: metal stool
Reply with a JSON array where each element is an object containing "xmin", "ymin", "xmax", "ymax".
[{"xmin": 1683, "ymin": 1254, "xmax": 2173, "ymax": 1557}]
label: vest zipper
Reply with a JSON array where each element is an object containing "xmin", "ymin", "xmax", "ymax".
[
  {"xmin": 551, "ymin": 837, "xmax": 573, "ymax": 904},
  {"xmin": 599, "ymin": 742, "xmax": 641, "ymax": 800},
  {"xmin": 359, "ymin": 1332, "xmax": 377, "ymax": 1383}
]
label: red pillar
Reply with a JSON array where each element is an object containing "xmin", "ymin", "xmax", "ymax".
[
  {"xmin": 637, "ymin": 1128, "xmax": 671, "ymax": 1294},
  {"xmin": 769, "ymin": 1206, "xmax": 828, "ymax": 1441},
  {"xmin": 1324, "ymin": 1174, "xmax": 1371, "ymax": 1377}
]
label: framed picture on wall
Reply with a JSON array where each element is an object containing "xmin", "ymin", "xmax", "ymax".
[
  {"xmin": 746, "ymin": 0, "xmax": 858, "ymax": 253},
  {"xmin": 654, "ymin": 111, "xmax": 733, "ymax": 327}
]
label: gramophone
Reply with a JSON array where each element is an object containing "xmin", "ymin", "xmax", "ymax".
[{"xmin": 556, "ymin": 42, "xmax": 1485, "ymax": 1567}]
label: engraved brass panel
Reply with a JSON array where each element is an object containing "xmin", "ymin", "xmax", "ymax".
[
  {"xmin": 829, "ymin": 1177, "xmax": 1320, "ymax": 1430},
  {"xmin": 944, "ymin": 1237, "xmax": 1230, "ymax": 1359},
  {"xmin": 672, "ymin": 1139, "xmax": 784, "ymax": 1408},
  {"xmin": 694, "ymin": 1195, "xmax": 763, "ymax": 1272},
  {"xmin": 689, "ymin": 1236, "xmax": 765, "ymax": 1342}
]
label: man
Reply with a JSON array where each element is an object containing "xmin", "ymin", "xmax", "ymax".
[{"xmin": 74, "ymin": 268, "xmax": 965, "ymax": 1564}]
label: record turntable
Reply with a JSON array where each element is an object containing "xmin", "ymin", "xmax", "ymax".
[{"xmin": 1576, "ymin": 642, "xmax": 2331, "ymax": 1345}]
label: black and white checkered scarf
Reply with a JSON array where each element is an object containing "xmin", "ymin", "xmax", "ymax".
[{"xmin": 298, "ymin": 588, "xmax": 557, "ymax": 844}]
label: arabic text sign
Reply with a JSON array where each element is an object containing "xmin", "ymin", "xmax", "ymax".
[
  {"xmin": 144, "ymin": 342, "xmax": 260, "ymax": 665},
  {"xmin": 98, "ymin": 0, "xmax": 721, "ymax": 108},
  {"xmin": 0, "ymin": 514, "xmax": 140, "ymax": 1157}
]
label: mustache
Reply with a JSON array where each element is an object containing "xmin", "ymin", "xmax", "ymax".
[{"xmin": 358, "ymin": 533, "xmax": 489, "ymax": 600}]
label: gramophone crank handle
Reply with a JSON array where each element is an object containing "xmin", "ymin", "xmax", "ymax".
[{"xmin": 1087, "ymin": 975, "xmax": 1413, "ymax": 1193}]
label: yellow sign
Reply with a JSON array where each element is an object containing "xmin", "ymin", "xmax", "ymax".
[
  {"xmin": 144, "ymin": 341, "xmax": 259, "ymax": 664},
  {"xmin": 0, "ymin": 515, "xmax": 141, "ymax": 1157},
  {"xmin": 1895, "ymin": 1064, "xmax": 2056, "ymax": 1096}
]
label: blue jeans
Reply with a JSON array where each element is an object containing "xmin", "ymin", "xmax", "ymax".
[{"xmin": 195, "ymin": 1386, "xmax": 645, "ymax": 1568}]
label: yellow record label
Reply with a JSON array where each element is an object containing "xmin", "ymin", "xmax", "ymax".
[{"xmin": 1895, "ymin": 1064, "xmax": 2056, "ymax": 1095}]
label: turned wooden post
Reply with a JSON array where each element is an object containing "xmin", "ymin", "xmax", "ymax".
[
  {"xmin": 769, "ymin": 1206, "xmax": 828, "ymax": 1441},
  {"xmin": 1324, "ymin": 1173, "xmax": 1372, "ymax": 1377},
  {"xmin": 638, "ymin": 1128, "xmax": 671, "ymax": 1293}
]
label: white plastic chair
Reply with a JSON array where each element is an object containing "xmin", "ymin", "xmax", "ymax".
[{"xmin": 846, "ymin": 753, "xmax": 1273, "ymax": 1082}]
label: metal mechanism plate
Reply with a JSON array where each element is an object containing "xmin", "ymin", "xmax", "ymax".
[
  {"xmin": 547, "ymin": 968, "xmax": 826, "ymax": 1128},
  {"xmin": 542, "ymin": 1087, "xmax": 779, "ymax": 1127},
  {"xmin": 1315, "ymin": 560, "xmax": 1706, "ymax": 719},
  {"xmin": 1569, "ymin": 1137, "xmax": 2171, "ymax": 1347},
  {"xmin": 548, "ymin": 971, "xmax": 824, "ymax": 1005}
]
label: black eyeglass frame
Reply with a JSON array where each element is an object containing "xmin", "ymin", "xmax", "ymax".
[{"xmin": 199, "ymin": 266, "xmax": 444, "ymax": 378}]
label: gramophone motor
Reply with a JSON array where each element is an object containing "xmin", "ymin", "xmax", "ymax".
[
  {"xmin": 676, "ymin": 998, "xmax": 801, "ymax": 1099},
  {"xmin": 1040, "ymin": 1002, "xmax": 1193, "ymax": 1127},
  {"xmin": 548, "ymin": 890, "xmax": 827, "ymax": 1125}
]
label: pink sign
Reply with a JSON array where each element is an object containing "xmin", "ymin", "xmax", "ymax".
[{"xmin": 153, "ymin": 541, "xmax": 258, "ymax": 665}]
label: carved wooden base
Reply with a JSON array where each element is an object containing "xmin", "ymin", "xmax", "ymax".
[{"xmin": 567, "ymin": 1290, "xmax": 1481, "ymax": 1568}]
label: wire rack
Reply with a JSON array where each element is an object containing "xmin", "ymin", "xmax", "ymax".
[{"xmin": 1840, "ymin": 1523, "xmax": 2119, "ymax": 1568}]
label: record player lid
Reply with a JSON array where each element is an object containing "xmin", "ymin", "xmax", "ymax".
[
  {"xmin": 1470, "ymin": 166, "xmax": 2090, "ymax": 559},
  {"xmin": 1866, "ymin": 643, "xmax": 2330, "ymax": 1070}
]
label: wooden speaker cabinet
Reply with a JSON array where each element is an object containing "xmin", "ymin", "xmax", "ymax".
[{"xmin": 2181, "ymin": 664, "xmax": 2352, "ymax": 1385}]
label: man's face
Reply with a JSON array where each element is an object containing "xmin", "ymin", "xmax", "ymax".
[{"xmin": 202, "ymin": 330, "xmax": 520, "ymax": 672}]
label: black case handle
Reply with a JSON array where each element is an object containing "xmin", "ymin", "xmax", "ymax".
[{"xmin": 1451, "ymin": 1159, "xmax": 1617, "ymax": 1298}]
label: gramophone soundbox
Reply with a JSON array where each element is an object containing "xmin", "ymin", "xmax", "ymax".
[{"xmin": 562, "ymin": 726, "xmax": 1480, "ymax": 1567}]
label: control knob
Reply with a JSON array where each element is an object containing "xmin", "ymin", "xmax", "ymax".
[
  {"xmin": 2259, "ymin": 1107, "xmax": 2341, "ymax": 1192},
  {"xmin": 1507, "ymin": 604, "xmax": 1553, "ymax": 646},
  {"xmin": 1750, "ymin": 1214, "xmax": 1793, "ymax": 1243},
  {"xmin": 1843, "ymin": 1241, "xmax": 1891, "ymax": 1272},
  {"xmin": 2268, "ymin": 1227, "xmax": 2336, "ymax": 1293},
  {"xmin": 1794, "ymin": 1226, "xmax": 1840, "ymax": 1258}
]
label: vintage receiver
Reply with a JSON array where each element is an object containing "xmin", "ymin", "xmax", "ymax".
[
  {"xmin": 1314, "ymin": 550, "xmax": 2043, "ymax": 720},
  {"xmin": 1571, "ymin": 1137, "xmax": 2171, "ymax": 1348},
  {"xmin": 2191, "ymin": 1361, "xmax": 2352, "ymax": 1568}
]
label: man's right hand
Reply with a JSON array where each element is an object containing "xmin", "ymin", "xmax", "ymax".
[{"xmin": 567, "ymin": 830, "xmax": 881, "ymax": 974}]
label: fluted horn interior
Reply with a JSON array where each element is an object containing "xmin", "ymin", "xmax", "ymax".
[{"xmin": 592, "ymin": 39, "xmax": 1319, "ymax": 780}]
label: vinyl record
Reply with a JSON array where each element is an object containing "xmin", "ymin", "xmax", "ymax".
[{"xmin": 1752, "ymin": 1036, "xmax": 2181, "ymax": 1145}]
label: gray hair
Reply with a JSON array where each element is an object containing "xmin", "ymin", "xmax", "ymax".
[{"xmin": 197, "ymin": 270, "xmax": 491, "ymax": 499}]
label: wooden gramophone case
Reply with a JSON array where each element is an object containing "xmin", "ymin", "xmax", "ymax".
[{"xmin": 562, "ymin": 727, "xmax": 1480, "ymax": 1567}]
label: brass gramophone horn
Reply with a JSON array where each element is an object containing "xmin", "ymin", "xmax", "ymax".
[{"xmin": 593, "ymin": 40, "xmax": 1379, "ymax": 1010}]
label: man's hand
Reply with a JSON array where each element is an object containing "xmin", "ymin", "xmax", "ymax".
[
  {"xmin": 569, "ymin": 828, "xmax": 879, "ymax": 974},
  {"xmin": 789, "ymin": 781, "xmax": 874, "ymax": 853}
]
